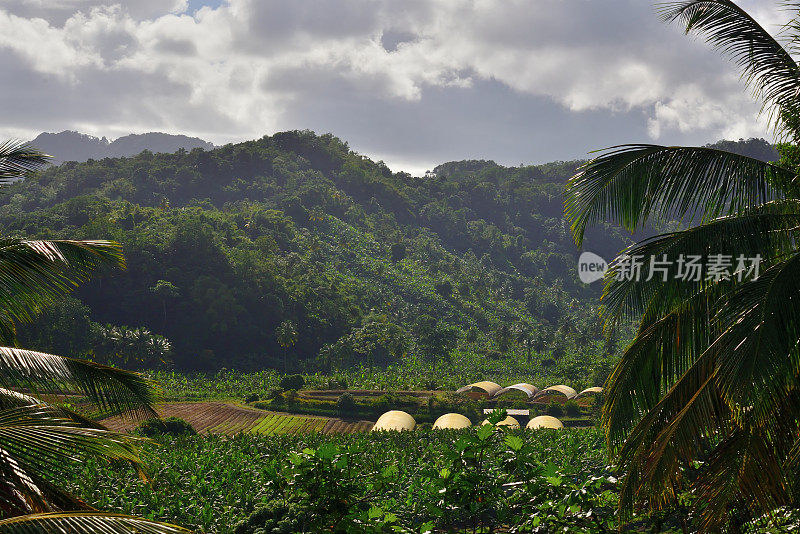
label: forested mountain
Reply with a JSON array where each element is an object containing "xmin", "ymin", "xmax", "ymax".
[
  {"xmin": 31, "ymin": 131, "xmax": 215, "ymax": 164},
  {"xmin": 0, "ymin": 132, "xmax": 769, "ymax": 378},
  {"xmin": 704, "ymin": 137, "xmax": 778, "ymax": 161}
]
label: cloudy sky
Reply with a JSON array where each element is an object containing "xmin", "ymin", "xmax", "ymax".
[{"xmin": 0, "ymin": 0, "xmax": 787, "ymax": 174}]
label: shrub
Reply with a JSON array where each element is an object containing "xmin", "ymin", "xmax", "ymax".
[
  {"xmin": 284, "ymin": 389, "xmax": 298, "ymax": 405},
  {"xmin": 280, "ymin": 374, "xmax": 305, "ymax": 391},
  {"xmin": 234, "ymin": 499, "xmax": 303, "ymax": 534},
  {"xmin": 244, "ymin": 392, "xmax": 259, "ymax": 403},
  {"xmin": 268, "ymin": 392, "xmax": 285, "ymax": 408},
  {"xmin": 512, "ymin": 400, "xmax": 529, "ymax": 410},
  {"xmin": 564, "ymin": 400, "xmax": 581, "ymax": 417},
  {"xmin": 135, "ymin": 417, "xmax": 196, "ymax": 438},
  {"xmin": 546, "ymin": 401, "xmax": 564, "ymax": 417},
  {"xmin": 323, "ymin": 377, "xmax": 347, "ymax": 390},
  {"xmin": 336, "ymin": 392, "xmax": 357, "ymax": 417}
]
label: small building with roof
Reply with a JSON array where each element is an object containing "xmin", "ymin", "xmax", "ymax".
[
  {"xmin": 532, "ymin": 384, "xmax": 578, "ymax": 403},
  {"xmin": 481, "ymin": 415, "xmax": 520, "ymax": 429},
  {"xmin": 575, "ymin": 387, "xmax": 603, "ymax": 398},
  {"xmin": 492, "ymin": 383, "xmax": 539, "ymax": 400},
  {"xmin": 456, "ymin": 381, "xmax": 502, "ymax": 399}
]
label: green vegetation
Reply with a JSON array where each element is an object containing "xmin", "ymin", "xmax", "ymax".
[
  {"xmin": 2, "ymin": 130, "xmax": 639, "ymax": 380},
  {"xmin": 63, "ymin": 420, "xmax": 799, "ymax": 533},
  {"xmin": 564, "ymin": 1, "xmax": 800, "ymax": 529},
  {"xmin": 135, "ymin": 417, "xmax": 197, "ymax": 438},
  {"xmin": 0, "ymin": 141, "xmax": 183, "ymax": 532},
  {"xmin": 61, "ymin": 425, "xmax": 619, "ymax": 533}
]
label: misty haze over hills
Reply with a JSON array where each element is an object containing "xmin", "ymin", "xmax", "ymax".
[{"xmin": 31, "ymin": 131, "xmax": 216, "ymax": 165}]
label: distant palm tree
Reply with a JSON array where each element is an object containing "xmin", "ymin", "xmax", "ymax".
[
  {"xmin": 565, "ymin": 1, "xmax": 800, "ymax": 530},
  {"xmin": 0, "ymin": 141, "xmax": 187, "ymax": 533},
  {"xmin": 276, "ymin": 320, "xmax": 298, "ymax": 374}
]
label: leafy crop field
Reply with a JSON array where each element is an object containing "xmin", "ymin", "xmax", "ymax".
[
  {"xmin": 100, "ymin": 402, "xmax": 373, "ymax": 435},
  {"xmin": 61, "ymin": 427, "xmax": 616, "ymax": 533}
]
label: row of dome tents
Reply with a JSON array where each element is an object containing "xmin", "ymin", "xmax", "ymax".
[
  {"xmin": 371, "ymin": 410, "xmax": 564, "ymax": 432},
  {"xmin": 455, "ymin": 381, "xmax": 603, "ymax": 401}
]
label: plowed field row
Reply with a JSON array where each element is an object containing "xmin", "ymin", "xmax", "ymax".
[{"xmin": 100, "ymin": 402, "xmax": 373, "ymax": 435}]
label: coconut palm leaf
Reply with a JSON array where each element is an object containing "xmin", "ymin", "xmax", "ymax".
[
  {"xmin": 0, "ymin": 239, "xmax": 124, "ymax": 344},
  {"xmin": 0, "ymin": 513, "xmax": 190, "ymax": 534},
  {"xmin": 659, "ymin": 1, "xmax": 800, "ymax": 137},
  {"xmin": 707, "ymin": 253, "xmax": 800, "ymax": 425},
  {"xmin": 0, "ymin": 142, "xmax": 49, "ymax": 184},
  {"xmin": 599, "ymin": 201, "xmax": 800, "ymax": 324},
  {"xmin": 565, "ymin": 1, "xmax": 800, "ymax": 528},
  {"xmin": 603, "ymin": 252, "xmax": 800, "ymax": 529},
  {"xmin": 565, "ymin": 145, "xmax": 788, "ymax": 245},
  {"xmin": 602, "ymin": 289, "xmax": 717, "ymax": 450},
  {"xmin": 0, "ymin": 405, "xmax": 146, "ymax": 515},
  {"xmin": 616, "ymin": 370, "xmax": 728, "ymax": 515},
  {"xmin": 0, "ymin": 388, "xmax": 101, "ymax": 429},
  {"xmin": 0, "ymin": 347, "xmax": 157, "ymax": 420}
]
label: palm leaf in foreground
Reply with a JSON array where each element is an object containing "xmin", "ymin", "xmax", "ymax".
[
  {"xmin": 0, "ymin": 141, "xmax": 178, "ymax": 531},
  {"xmin": 0, "ymin": 239, "xmax": 124, "ymax": 343},
  {"xmin": 659, "ymin": 1, "xmax": 800, "ymax": 137},
  {"xmin": 0, "ymin": 347, "xmax": 158, "ymax": 420},
  {"xmin": 0, "ymin": 141, "xmax": 49, "ymax": 184},
  {"xmin": 0, "ymin": 513, "xmax": 189, "ymax": 534},
  {"xmin": 561, "ymin": 2, "xmax": 800, "ymax": 526},
  {"xmin": 0, "ymin": 405, "xmax": 146, "ymax": 515},
  {"xmin": 564, "ymin": 144, "xmax": 787, "ymax": 245}
]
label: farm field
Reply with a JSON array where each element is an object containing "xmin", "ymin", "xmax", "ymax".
[
  {"xmin": 100, "ymin": 402, "xmax": 374, "ymax": 435},
  {"xmin": 61, "ymin": 426, "xmax": 621, "ymax": 534},
  {"xmin": 147, "ymin": 369, "xmax": 602, "ymax": 402}
]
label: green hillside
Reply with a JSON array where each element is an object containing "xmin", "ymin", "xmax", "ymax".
[{"xmin": 0, "ymin": 131, "xmax": 659, "ymax": 383}]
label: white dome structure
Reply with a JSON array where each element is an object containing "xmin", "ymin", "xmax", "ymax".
[
  {"xmin": 432, "ymin": 413, "xmax": 472, "ymax": 430},
  {"xmin": 372, "ymin": 410, "xmax": 416, "ymax": 431}
]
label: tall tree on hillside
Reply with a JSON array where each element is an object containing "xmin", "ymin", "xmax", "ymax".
[
  {"xmin": 276, "ymin": 319, "xmax": 298, "ymax": 373},
  {"xmin": 150, "ymin": 279, "xmax": 179, "ymax": 333},
  {"xmin": 565, "ymin": 1, "xmax": 800, "ymax": 529},
  {"xmin": 0, "ymin": 141, "xmax": 187, "ymax": 533}
]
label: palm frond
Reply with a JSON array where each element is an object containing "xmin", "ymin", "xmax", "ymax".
[
  {"xmin": 0, "ymin": 141, "xmax": 49, "ymax": 184},
  {"xmin": 0, "ymin": 388, "xmax": 102, "ymax": 429},
  {"xmin": 0, "ymin": 405, "xmax": 146, "ymax": 514},
  {"xmin": 0, "ymin": 405, "xmax": 142, "ymax": 470},
  {"xmin": 599, "ymin": 201, "xmax": 800, "ymax": 325},
  {"xmin": 708, "ymin": 253, "xmax": 800, "ymax": 426},
  {"xmin": 617, "ymin": 369, "xmax": 727, "ymax": 515},
  {"xmin": 0, "ymin": 347, "xmax": 158, "ymax": 420},
  {"xmin": 0, "ymin": 240, "xmax": 124, "ymax": 343},
  {"xmin": 602, "ymin": 290, "xmax": 717, "ymax": 452},
  {"xmin": 565, "ymin": 145, "xmax": 787, "ymax": 245},
  {"xmin": 693, "ymin": 426, "xmax": 789, "ymax": 530},
  {"xmin": 659, "ymin": 1, "xmax": 800, "ymax": 138},
  {"xmin": 0, "ymin": 513, "xmax": 189, "ymax": 534},
  {"xmin": 609, "ymin": 256, "xmax": 800, "ymax": 525}
]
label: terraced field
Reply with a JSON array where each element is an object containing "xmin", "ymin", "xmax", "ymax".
[{"xmin": 100, "ymin": 402, "xmax": 373, "ymax": 435}]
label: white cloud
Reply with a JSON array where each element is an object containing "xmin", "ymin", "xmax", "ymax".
[{"xmin": 0, "ymin": 0, "xmax": 786, "ymax": 169}]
